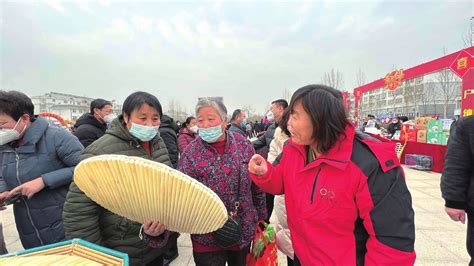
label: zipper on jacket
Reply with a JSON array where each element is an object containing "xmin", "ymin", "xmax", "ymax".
[
  {"xmin": 289, "ymin": 142, "xmax": 349, "ymax": 166},
  {"xmin": 14, "ymin": 152, "xmax": 44, "ymax": 246},
  {"xmin": 315, "ymin": 158, "xmax": 348, "ymax": 164},
  {"xmin": 310, "ymin": 169, "xmax": 322, "ymax": 204},
  {"xmin": 130, "ymin": 141, "xmax": 153, "ymax": 159}
]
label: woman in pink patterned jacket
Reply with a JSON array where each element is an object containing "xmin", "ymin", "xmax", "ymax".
[
  {"xmin": 178, "ymin": 116, "xmax": 198, "ymax": 152},
  {"xmin": 179, "ymin": 97, "xmax": 267, "ymax": 266}
]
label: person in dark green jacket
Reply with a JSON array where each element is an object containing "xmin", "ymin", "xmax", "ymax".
[{"xmin": 63, "ymin": 92, "xmax": 177, "ymax": 266}]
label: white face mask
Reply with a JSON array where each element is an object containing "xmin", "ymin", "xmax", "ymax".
[
  {"xmin": 189, "ymin": 125, "xmax": 199, "ymax": 133},
  {"xmin": 266, "ymin": 111, "xmax": 274, "ymax": 122},
  {"xmin": 0, "ymin": 119, "xmax": 26, "ymax": 145},
  {"xmin": 103, "ymin": 114, "xmax": 117, "ymax": 124}
]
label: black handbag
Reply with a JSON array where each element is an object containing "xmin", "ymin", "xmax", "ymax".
[
  {"xmin": 213, "ymin": 157, "xmax": 243, "ymax": 248},
  {"xmin": 213, "ymin": 203, "xmax": 243, "ymax": 248}
]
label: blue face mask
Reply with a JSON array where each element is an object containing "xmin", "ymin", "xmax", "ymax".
[
  {"xmin": 129, "ymin": 122, "xmax": 160, "ymax": 141},
  {"xmin": 198, "ymin": 125, "xmax": 223, "ymax": 143},
  {"xmin": 240, "ymin": 118, "xmax": 248, "ymax": 128}
]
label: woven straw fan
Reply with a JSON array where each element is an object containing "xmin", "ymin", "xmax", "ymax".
[
  {"xmin": 74, "ymin": 154, "xmax": 228, "ymax": 234},
  {"xmin": 0, "ymin": 255, "xmax": 102, "ymax": 265}
]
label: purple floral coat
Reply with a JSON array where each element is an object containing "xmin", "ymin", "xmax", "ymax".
[{"xmin": 179, "ymin": 131, "xmax": 267, "ymax": 249}]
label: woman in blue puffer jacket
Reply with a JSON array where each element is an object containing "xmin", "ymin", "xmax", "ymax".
[{"xmin": 0, "ymin": 90, "xmax": 83, "ymax": 249}]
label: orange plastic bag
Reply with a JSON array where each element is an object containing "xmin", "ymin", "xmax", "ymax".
[{"xmin": 246, "ymin": 221, "xmax": 278, "ymax": 266}]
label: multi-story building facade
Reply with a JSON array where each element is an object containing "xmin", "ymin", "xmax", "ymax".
[
  {"xmin": 357, "ymin": 71, "xmax": 462, "ymax": 119},
  {"xmin": 353, "ymin": 46, "xmax": 473, "ymax": 120},
  {"xmin": 31, "ymin": 92, "xmax": 122, "ymax": 122}
]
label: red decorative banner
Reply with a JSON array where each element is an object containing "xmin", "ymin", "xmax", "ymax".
[
  {"xmin": 461, "ymin": 69, "xmax": 474, "ymax": 117},
  {"xmin": 450, "ymin": 50, "xmax": 474, "ymax": 78},
  {"xmin": 384, "ymin": 69, "xmax": 405, "ymax": 90},
  {"xmin": 38, "ymin": 112, "xmax": 69, "ymax": 127},
  {"xmin": 353, "ymin": 48, "xmax": 474, "ymax": 94},
  {"xmin": 353, "ymin": 90, "xmax": 361, "ymax": 118},
  {"xmin": 342, "ymin": 91, "xmax": 350, "ymax": 112}
]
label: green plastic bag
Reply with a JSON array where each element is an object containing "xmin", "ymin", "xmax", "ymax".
[{"xmin": 251, "ymin": 222, "xmax": 276, "ymax": 258}]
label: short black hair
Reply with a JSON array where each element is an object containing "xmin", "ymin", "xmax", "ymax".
[
  {"xmin": 90, "ymin": 99, "xmax": 112, "ymax": 114},
  {"xmin": 271, "ymin": 99, "xmax": 288, "ymax": 109},
  {"xmin": 0, "ymin": 90, "xmax": 35, "ymax": 121},
  {"xmin": 231, "ymin": 109, "xmax": 243, "ymax": 122},
  {"xmin": 368, "ymin": 114, "xmax": 375, "ymax": 118},
  {"xmin": 122, "ymin": 91, "xmax": 163, "ymax": 118},
  {"xmin": 399, "ymin": 116, "xmax": 408, "ymax": 122},
  {"xmin": 289, "ymin": 84, "xmax": 349, "ymax": 155}
]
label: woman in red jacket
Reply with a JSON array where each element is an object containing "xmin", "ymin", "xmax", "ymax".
[{"xmin": 248, "ymin": 85, "xmax": 416, "ymax": 265}]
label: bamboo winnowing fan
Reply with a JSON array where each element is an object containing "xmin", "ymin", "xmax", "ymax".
[
  {"xmin": 0, "ymin": 255, "xmax": 102, "ymax": 265},
  {"xmin": 74, "ymin": 154, "xmax": 228, "ymax": 234}
]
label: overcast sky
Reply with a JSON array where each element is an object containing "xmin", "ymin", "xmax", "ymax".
[{"xmin": 1, "ymin": 0, "xmax": 472, "ymax": 115}]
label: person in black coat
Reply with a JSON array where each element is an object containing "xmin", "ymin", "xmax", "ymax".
[
  {"xmin": 441, "ymin": 115, "xmax": 474, "ymax": 264},
  {"xmin": 253, "ymin": 99, "xmax": 288, "ymax": 151},
  {"xmin": 159, "ymin": 114, "xmax": 179, "ymax": 169},
  {"xmin": 449, "ymin": 116, "xmax": 459, "ymax": 136},
  {"xmin": 228, "ymin": 109, "xmax": 247, "ymax": 137},
  {"xmin": 158, "ymin": 114, "xmax": 180, "ymax": 265},
  {"xmin": 74, "ymin": 99, "xmax": 114, "ymax": 148},
  {"xmin": 252, "ymin": 99, "xmax": 288, "ymax": 223},
  {"xmin": 387, "ymin": 117, "xmax": 402, "ymax": 138}
]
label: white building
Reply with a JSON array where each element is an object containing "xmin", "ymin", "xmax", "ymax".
[
  {"xmin": 357, "ymin": 70, "xmax": 462, "ymax": 119},
  {"xmin": 31, "ymin": 92, "xmax": 122, "ymax": 122}
]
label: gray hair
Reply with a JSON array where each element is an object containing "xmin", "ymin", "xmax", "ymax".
[{"xmin": 195, "ymin": 97, "xmax": 228, "ymax": 121}]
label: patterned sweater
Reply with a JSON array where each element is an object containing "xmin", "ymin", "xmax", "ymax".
[{"xmin": 179, "ymin": 131, "xmax": 267, "ymax": 250}]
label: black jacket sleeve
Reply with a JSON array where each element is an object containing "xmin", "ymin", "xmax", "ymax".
[
  {"xmin": 252, "ymin": 135, "xmax": 267, "ymax": 150},
  {"xmin": 441, "ymin": 117, "xmax": 474, "ymax": 210},
  {"xmin": 352, "ymin": 139, "xmax": 415, "ymax": 264},
  {"xmin": 74, "ymin": 125, "xmax": 102, "ymax": 148},
  {"xmin": 159, "ymin": 129, "xmax": 179, "ymax": 169}
]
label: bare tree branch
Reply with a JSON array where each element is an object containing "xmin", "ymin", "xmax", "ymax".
[
  {"xmin": 242, "ymin": 104, "xmax": 256, "ymax": 118},
  {"xmin": 166, "ymin": 99, "xmax": 188, "ymax": 121},
  {"xmin": 321, "ymin": 68, "xmax": 344, "ymax": 91},
  {"xmin": 462, "ymin": 18, "xmax": 473, "ymax": 48},
  {"xmin": 356, "ymin": 68, "xmax": 366, "ymax": 87},
  {"xmin": 436, "ymin": 68, "xmax": 458, "ymax": 118},
  {"xmin": 403, "ymin": 77, "xmax": 423, "ymax": 115},
  {"xmin": 419, "ymin": 83, "xmax": 434, "ymax": 115},
  {"xmin": 282, "ymin": 88, "xmax": 291, "ymax": 102},
  {"xmin": 242, "ymin": 104, "xmax": 264, "ymax": 122}
]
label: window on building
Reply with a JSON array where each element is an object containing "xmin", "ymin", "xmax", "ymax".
[{"xmin": 415, "ymin": 76, "xmax": 423, "ymax": 84}]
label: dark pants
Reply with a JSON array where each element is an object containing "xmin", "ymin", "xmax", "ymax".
[
  {"xmin": 164, "ymin": 236, "xmax": 179, "ymax": 264},
  {"xmin": 265, "ymin": 193, "xmax": 275, "ymax": 223},
  {"xmin": 0, "ymin": 223, "xmax": 7, "ymax": 255},
  {"xmin": 287, "ymin": 256, "xmax": 294, "ymax": 266},
  {"xmin": 293, "ymin": 254, "xmax": 301, "ymax": 266},
  {"xmin": 193, "ymin": 246, "xmax": 250, "ymax": 266},
  {"xmin": 146, "ymin": 255, "xmax": 163, "ymax": 266},
  {"xmin": 468, "ymin": 213, "xmax": 474, "ymax": 265}
]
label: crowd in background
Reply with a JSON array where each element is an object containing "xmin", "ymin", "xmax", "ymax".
[
  {"xmin": 358, "ymin": 113, "xmax": 458, "ymax": 139},
  {"xmin": 1, "ymin": 86, "xmax": 473, "ymax": 266}
]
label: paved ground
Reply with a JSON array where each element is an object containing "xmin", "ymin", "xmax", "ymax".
[{"xmin": 1, "ymin": 166, "xmax": 470, "ymax": 265}]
